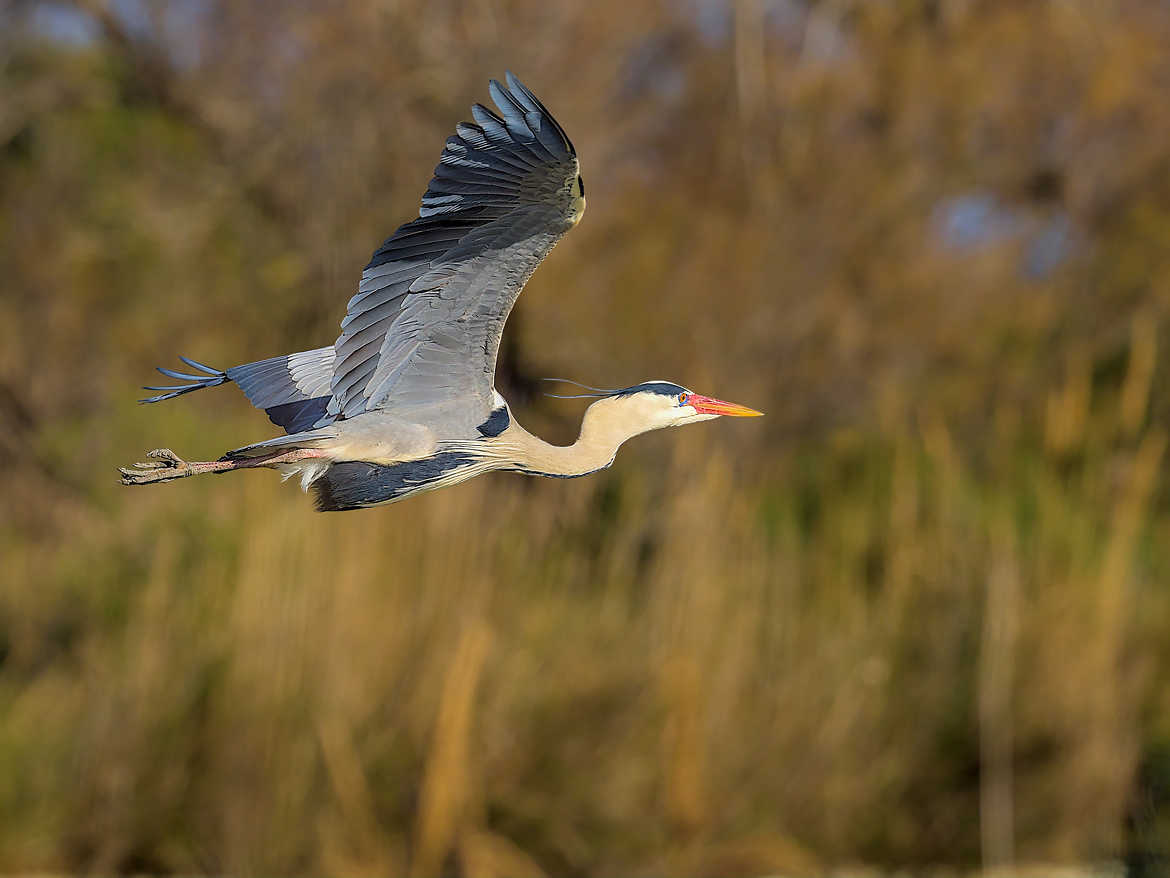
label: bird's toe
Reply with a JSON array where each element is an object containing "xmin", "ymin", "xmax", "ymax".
[{"xmin": 119, "ymin": 449, "xmax": 190, "ymax": 485}]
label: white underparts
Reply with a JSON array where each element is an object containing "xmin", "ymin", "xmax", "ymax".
[{"xmin": 276, "ymin": 459, "xmax": 331, "ymax": 491}]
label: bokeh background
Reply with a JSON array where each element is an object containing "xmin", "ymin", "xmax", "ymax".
[{"xmin": 4, "ymin": 0, "xmax": 1170, "ymax": 874}]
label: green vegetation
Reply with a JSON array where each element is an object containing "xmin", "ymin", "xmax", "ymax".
[{"xmin": 4, "ymin": 1, "xmax": 1170, "ymax": 874}]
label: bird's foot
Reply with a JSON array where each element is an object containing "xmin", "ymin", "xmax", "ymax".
[{"xmin": 119, "ymin": 448, "xmax": 191, "ymax": 485}]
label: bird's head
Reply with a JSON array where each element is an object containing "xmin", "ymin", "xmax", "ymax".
[{"xmin": 560, "ymin": 380, "xmax": 763, "ymax": 439}]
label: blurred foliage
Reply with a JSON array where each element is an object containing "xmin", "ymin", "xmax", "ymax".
[{"xmin": 4, "ymin": 0, "xmax": 1170, "ymax": 874}]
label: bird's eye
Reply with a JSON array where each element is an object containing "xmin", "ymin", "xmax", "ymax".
[{"xmin": 678, "ymin": 393, "xmax": 690, "ymax": 406}]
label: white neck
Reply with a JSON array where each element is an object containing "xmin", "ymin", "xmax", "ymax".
[{"xmin": 468, "ymin": 400, "xmax": 654, "ymax": 478}]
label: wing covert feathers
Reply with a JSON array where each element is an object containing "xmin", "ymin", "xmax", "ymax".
[{"xmin": 329, "ymin": 73, "xmax": 582, "ymax": 423}]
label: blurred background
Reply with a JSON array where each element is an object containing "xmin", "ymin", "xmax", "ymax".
[{"xmin": 3, "ymin": 0, "xmax": 1170, "ymax": 874}]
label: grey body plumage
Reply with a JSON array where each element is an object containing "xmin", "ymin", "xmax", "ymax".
[
  {"xmin": 121, "ymin": 74, "xmax": 762, "ymax": 509},
  {"xmin": 313, "ymin": 453, "xmax": 481, "ymax": 511}
]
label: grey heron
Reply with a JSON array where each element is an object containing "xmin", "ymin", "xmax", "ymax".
[{"xmin": 120, "ymin": 74, "xmax": 762, "ymax": 511}]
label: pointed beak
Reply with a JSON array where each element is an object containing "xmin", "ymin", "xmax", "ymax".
[{"xmin": 686, "ymin": 394, "xmax": 765, "ymax": 417}]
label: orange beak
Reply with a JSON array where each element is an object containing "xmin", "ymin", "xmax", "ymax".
[{"xmin": 686, "ymin": 394, "xmax": 764, "ymax": 417}]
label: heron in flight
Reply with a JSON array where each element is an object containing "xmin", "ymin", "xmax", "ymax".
[{"xmin": 120, "ymin": 74, "xmax": 762, "ymax": 511}]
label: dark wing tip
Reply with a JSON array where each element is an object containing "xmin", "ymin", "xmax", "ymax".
[
  {"xmin": 139, "ymin": 357, "xmax": 228, "ymax": 403},
  {"xmin": 501, "ymin": 71, "xmax": 576, "ymax": 157}
]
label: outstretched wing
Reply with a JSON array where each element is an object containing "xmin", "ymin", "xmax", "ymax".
[{"xmin": 329, "ymin": 73, "xmax": 584, "ymax": 424}]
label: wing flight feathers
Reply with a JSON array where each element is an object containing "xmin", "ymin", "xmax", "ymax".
[{"xmin": 328, "ymin": 74, "xmax": 583, "ymax": 424}]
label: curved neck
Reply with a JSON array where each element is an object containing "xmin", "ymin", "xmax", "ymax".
[{"xmin": 498, "ymin": 402, "xmax": 644, "ymax": 478}]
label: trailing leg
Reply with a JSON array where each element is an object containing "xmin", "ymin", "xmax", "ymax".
[{"xmin": 119, "ymin": 447, "xmax": 323, "ymax": 486}]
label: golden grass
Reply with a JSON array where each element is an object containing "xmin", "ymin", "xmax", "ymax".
[{"xmin": 3, "ymin": 350, "xmax": 1169, "ymax": 873}]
